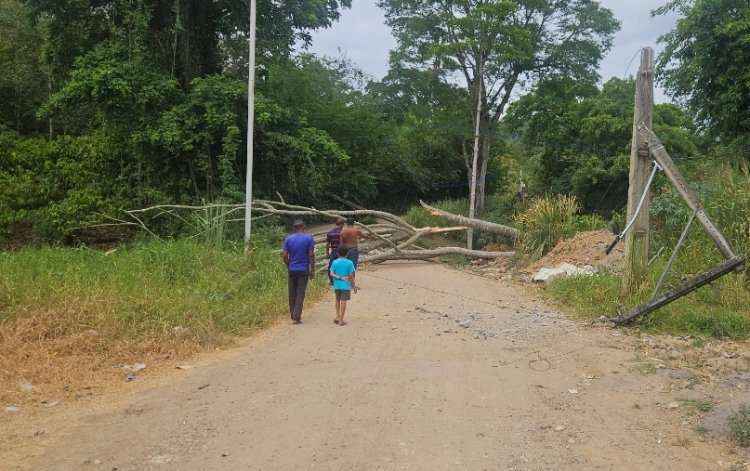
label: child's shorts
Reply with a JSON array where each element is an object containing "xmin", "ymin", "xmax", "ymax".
[{"xmin": 334, "ymin": 289, "xmax": 351, "ymax": 301}]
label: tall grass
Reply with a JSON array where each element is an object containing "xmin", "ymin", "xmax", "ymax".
[
  {"xmin": 0, "ymin": 237, "xmax": 321, "ymax": 334},
  {"xmin": 544, "ymin": 267, "xmax": 750, "ymax": 339},
  {"xmin": 710, "ymin": 164, "xmax": 750, "ymax": 267},
  {"xmin": 545, "ymin": 164, "xmax": 750, "ymax": 339},
  {"xmin": 514, "ymin": 194, "xmax": 604, "ymax": 260},
  {"xmin": 0, "ymin": 235, "xmax": 327, "ymax": 405}
]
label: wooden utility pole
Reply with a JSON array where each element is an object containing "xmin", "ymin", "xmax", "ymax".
[{"xmin": 622, "ymin": 47, "xmax": 654, "ymax": 294}]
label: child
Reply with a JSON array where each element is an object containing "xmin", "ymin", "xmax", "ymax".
[{"xmin": 329, "ymin": 245, "xmax": 358, "ymax": 326}]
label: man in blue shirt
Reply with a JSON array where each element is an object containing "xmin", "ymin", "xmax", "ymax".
[{"xmin": 282, "ymin": 219, "xmax": 315, "ymax": 324}]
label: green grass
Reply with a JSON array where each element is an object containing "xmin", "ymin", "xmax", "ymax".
[
  {"xmin": 542, "ymin": 263, "xmax": 750, "ymax": 339},
  {"xmin": 680, "ymin": 399, "xmax": 715, "ymax": 414},
  {"xmin": 693, "ymin": 425, "xmax": 709, "ymax": 435},
  {"xmin": 729, "ymin": 404, "xmax": 750, "ymax": 447},
  {"xmin": 539, "ymin": 163, "xmax": 750, "ymax": 339},
  {"xmin": 0, "ymin": 233, "xmax": 330, "ymax": 407},
  {"xmin": 0, "ymin": 236, "xmax": 327, "ymax": 338},
  {"xmin": 628, "ymin": 361, "xmax": 657, "ymax": 375}
]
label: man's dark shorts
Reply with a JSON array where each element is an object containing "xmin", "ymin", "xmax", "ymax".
[
  {"xmin": 334, "ymin": 289, "xmax": 351, "ymax": 301},
  {"xmin": 347, "ymin": 247, "xmax": 359, "ymax": 268}
]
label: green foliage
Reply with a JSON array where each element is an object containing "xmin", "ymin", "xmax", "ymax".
[
  {"xmin": 379, "ymin": 0, "xmax": 620, "ymax": 210},
  {"xmin": 0, "ymin": 132, "xmax": 126, "ymax": 241},
  {"xmin": 0, "ymin": 0, "xmax": 46, "ymax": 133},
  {"xmin": 261, "ymin": 55, "xmax": 384, "ymax": 204},
  {"xmin": 149, "ymin": 75, "xmax": 246, "ymax": 201},
  {"xmin": 41, "ymin": 40, "xmax": 180, "ymax": 134},
  {"xmin": 370, "ymin": 63, "xmax": 476, "ymax": 202},
  {"xmin": 652, "ymin": 163, "xmax": 750, "ymax": 275},
  {"xmin": 254, "ymin": 95, "xmax": 351, "ymax": 205},
  {"xmin": 26, "ymin": 0, "xmax": 353, "ymax": 86},
  {"xmin": 729, "ymin": 404, "xmax": 750, "ymax": 447},
  {"xmin": 0, "ymin": 1, "xmax": 362, "ymax": 246},
  {"xmin": 708, "ymin": 165, "xmax": 750, "ymax": 264},
  {"xmin": 385, "ymin": 116, "xmax": 468, "ymax": 195},
  {"xmin": 515, "ymin": 195, "xmax": 581, "ymax": 261},
  {"xmin": 539, "ymin": 163, "xmax": 750, "ymax": 338},
  {"xmin": 505, "ymin": 77, "xmax": 700, "ymax": 215},
  {"xmin": 656, "ymin": 0, "xmax": 750, "ymax": 145},
  {"xmin": 0, "ymin": 238, "xmax": 326, "ymax": 334}
]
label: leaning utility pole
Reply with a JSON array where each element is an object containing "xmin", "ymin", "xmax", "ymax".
[{"xmin": 622, "ymin": 47, "xmax": 654, "ymax": 294}]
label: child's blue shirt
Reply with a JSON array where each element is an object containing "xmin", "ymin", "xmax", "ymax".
[{"xmin": 330, "ymin": 257, "xmax": 355, "ymax": 291}]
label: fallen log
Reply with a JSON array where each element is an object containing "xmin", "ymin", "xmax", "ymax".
[
  {"xmin": 107, "ymin": 201, "xmax": 517, "ymax": 265},
  {"xmin": 419, "ymin": 200, "xmax": 520, "ymax": 241},
  {"xmin": 360, "ymin": 247, "xmax": 515, "ymax": 264}
]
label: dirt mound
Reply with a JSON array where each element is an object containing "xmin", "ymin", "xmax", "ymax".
[{"xmin": 525, "ymin": 230, "xmax": 624, "ymax": 273}]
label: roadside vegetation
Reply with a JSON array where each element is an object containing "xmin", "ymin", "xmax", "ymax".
[
  {"xmin": 0, "ymin": 233, "xmax": 328, "ymax": 406},
  {"xmin": 541, "ymin": 164, "xmax": 750, "ymax": 339},
  {"xmin": 1, "ymin": 0, "xmax": 750, "ymax": 412}
]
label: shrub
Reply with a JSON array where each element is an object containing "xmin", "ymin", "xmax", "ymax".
[
  {"xmin": 515, "ymin": 194, "xmax": 580, "ymax": 260},
  {"xmin": 729, "ymin": 404, "xmax": 750, "ymax": 447}
]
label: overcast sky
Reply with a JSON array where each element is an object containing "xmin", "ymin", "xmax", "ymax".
[{"xmin": 309, "ymin": 0, "xmax": 680, "ymax": 103}]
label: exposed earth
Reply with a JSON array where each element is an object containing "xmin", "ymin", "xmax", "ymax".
[
  {"xmin": 4, "ymin": 259, "xmax": 750, "ymax": 470},
  {"xmin": 523, "ymin": 230, "xmax": 626, "ymax": 274}
]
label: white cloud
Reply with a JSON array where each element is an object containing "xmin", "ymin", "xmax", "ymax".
[
  {"xmin": 309, "ymin": 0, "xmax": 680, "ymax": 102},
  {"xmin": 307, "ymin": 2, "xmax": 396, "ymax": 80}
]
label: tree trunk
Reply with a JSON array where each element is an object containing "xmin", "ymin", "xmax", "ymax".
[
  {"xmin": 111, "ymin": 201, "xmax": 518, "ymax": 265},
  {"xmin": 468, "ymin": 64, "xmax": 483, "ymax": 250},
  {"xmin": 476, "ymin": 134, "xmax": 491, "ymax": 212},
  {"xmin": 420, "ymin": 201, "xmax": 519, "ymax": 241},
  {"xmin": 360, "ymin": 247, "xmax": 514, "ymax": 265}
]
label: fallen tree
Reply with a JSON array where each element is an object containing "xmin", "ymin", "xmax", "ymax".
[
  {"xmin": 419, "ymin": 200, "xmax": 520, "ymax": 240},
  {"xmin": 90, "ymin": 199, "xmax": 517, "ymax": 265},
  {"xmin": 360, "ymin": 247, "xmax": 515, "ymax": 264}
]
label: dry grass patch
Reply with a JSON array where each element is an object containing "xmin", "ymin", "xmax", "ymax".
[
  {"xmin": 0, "ymin": 239, "xmax": 326, "ymax": 409},
  {"xmin": 0, "ymin": 300, "xmax": 227, "ymax": 409}
]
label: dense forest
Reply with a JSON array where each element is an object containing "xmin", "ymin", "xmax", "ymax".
[{"xmin": 0, "ymin": 0, "xmax": 748, "ymax": 245}]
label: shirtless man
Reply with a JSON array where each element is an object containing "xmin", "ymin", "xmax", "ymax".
[{"xmin": 339, "ymin": 216, "xmax": 369, "ymax": 269}]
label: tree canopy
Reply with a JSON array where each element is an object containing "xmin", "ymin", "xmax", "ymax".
[
  {"xmin": 506, "ymin": 77, "xmax": 700, "ymax": 215},
  {"xmin": 656, "ymin": 0, "xmax": 750, "ymax": 146},
  {"xmin": 378, "ymin": 0, "xmax": 620, "ymax": 210},
  {"xmin": 1, "ymin": 0, "xmax": 748, "ymax": 246}
]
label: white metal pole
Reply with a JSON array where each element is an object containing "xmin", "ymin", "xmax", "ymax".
[{"xmin": 244, "ymin": 0, "xmax": 257, "ymax": 243}]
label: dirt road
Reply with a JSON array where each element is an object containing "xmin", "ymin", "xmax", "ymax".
[{"xmin": 13, "ymin": 262, "xmax": 744, "ymax": 470}]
